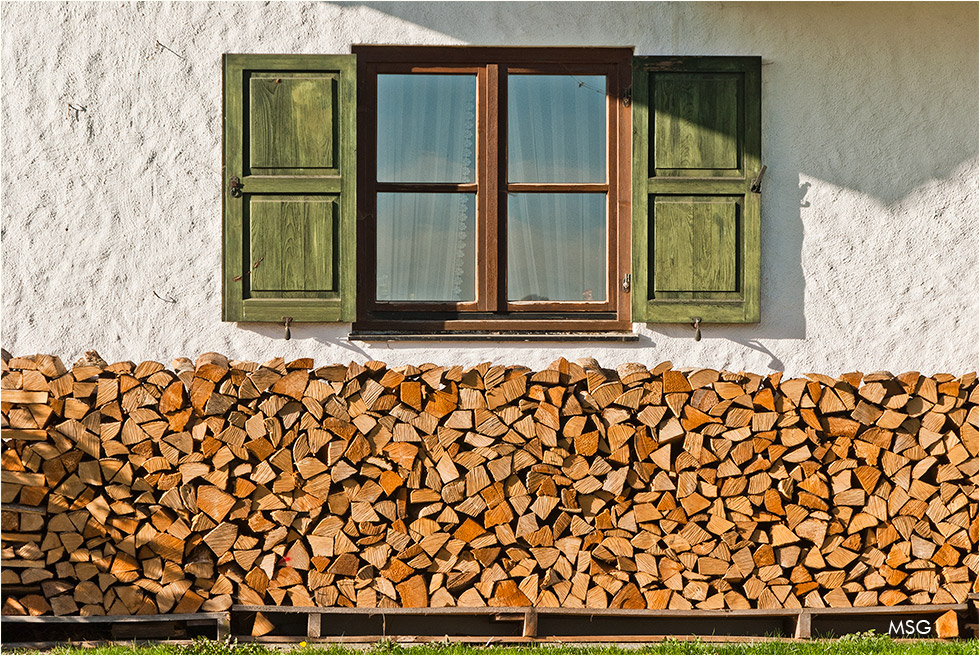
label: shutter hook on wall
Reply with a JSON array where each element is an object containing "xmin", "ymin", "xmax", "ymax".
[
  {"xmin": 692, "ymin": 317, "xmax": 702, "ymax": 342},
  {"xmin": 283, "ymin": 316, "xmax": 293, "ymax": 341},
  {"xmin": 750, "ymin": 165, "xmax": 767, "ymax": 193}
]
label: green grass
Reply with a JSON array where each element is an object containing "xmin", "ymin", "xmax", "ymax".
[{"xmin": 3, "ymin": 633, "xmax": 978, "ymax": 656}]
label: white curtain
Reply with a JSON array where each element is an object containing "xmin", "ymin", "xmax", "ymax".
[
  {"xmin": 376, "ymin": 74, "xmax": 476, "ymax": 301},
  {"xmin": 507, "ymin": 75, "xmax": 607, "ymax": 301},
  {"xmin": 507, "ymin": 194, "xmax": 606, "ymax": 302},
  {"xmin": 508, "ymin": 74, "xmax": 605, "ymax": 183},
  {"xmin": 376, "ymin": 193, "xmax": 476, "ymax": 302}
]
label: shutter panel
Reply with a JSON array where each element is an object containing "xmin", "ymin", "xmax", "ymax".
[
  {"xmin": 631, "ymin": 56, "xmax": 761, "ymax": 323},
  {"xmin": 223, "ymin": 54, "xmax": 356, "ymax": 322}
]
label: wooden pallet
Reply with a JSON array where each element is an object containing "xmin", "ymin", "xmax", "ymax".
[
  {"xmin": 1, "ymin": 604, "xmax": 968, "ymax": 644},
  {"xmin": 232, "ymin": 603, "xmax": 969, "ymax": 641},
  {"xmin": 0, "ymin": 612, "xmax": 230, "ymax": 643},
  {"xmin": 966, "ymin": 594, "xmax": 979, "ymax": 638}
]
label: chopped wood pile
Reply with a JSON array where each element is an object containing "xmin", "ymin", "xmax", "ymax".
[{"xmin": 2, "ymin": 350, "xmax": 977, "ymax": 625}]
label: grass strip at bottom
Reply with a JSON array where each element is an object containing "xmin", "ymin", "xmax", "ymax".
[{"xmin": 3, "ymin": 632, "xmax": 978, "ymax": 656}]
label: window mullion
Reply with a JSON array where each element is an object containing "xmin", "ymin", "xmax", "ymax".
[
  {"xmin": 493, "ymin": 64, "xmax": 508, "ymax": 314},
  {"xmin": 479, "ymin": 64, "xmax": 501, "ymax": 313}
]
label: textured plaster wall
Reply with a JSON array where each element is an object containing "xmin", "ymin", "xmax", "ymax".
[{"xmin": 1, "ymin": 1, "xmax": 977, "ymax": 375}]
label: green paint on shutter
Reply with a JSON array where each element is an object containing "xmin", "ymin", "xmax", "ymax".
[
  {"xmin": 223, "ymin": 55, "xmax": 355, "ymax": 323},
  {"xmin": 250, "ymin": 197, "xmax": 335, "ymax": 292},
  {"xmin": 632, "ymin": 56, "xmax": 761, "ymax": 324},
  {"xmin": 250, "ymin": 75, "xmax": 335, "ymax": 170},
  {"xmin": 653, "ymin": 197, "xmax": 737, "ymax": 293},
  {"xmin": 654, "ymin": 74, "xmax": 739, "ymax": 172}
]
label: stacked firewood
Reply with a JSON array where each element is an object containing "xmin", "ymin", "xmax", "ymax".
[{"xmin": 2, "ymin": 350, "xmax": 977, "ymax": 626}]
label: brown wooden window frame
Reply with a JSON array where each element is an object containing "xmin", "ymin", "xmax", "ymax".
[{"xmin": 353, "ymin": 46, "xmax": 633, "ymax": 333}]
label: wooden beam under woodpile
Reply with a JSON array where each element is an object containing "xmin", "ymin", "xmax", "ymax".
[{"xmin": 1, "ymin": 349, "xmax": 977, "ymax": 625}]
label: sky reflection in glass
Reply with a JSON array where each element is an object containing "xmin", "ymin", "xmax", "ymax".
[
  {"xmin": 508, "ymin": 75, "xmax": 606, "ymax": 183},
  {"xmin": 376, "ymin": 193, "xmax": 476, "ymax": 302},
  {"xmin": 377, "ymin": 74, "xmax": 477, "ymax": 183},
  {"xmin": 508, "ymin": 193, "xmax": 606, "ymax": 302}
]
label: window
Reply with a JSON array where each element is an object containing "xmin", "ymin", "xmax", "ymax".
[
  {"xmin": 354, "ymin": 47, "xmax": 632, "ymax": 333},
  {"xmin": 222, "ymin": 51, "xmax": 761, "ymax": 331}
]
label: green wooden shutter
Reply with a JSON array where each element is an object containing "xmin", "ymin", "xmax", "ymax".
[
  {"xmin": 631, "ymin": 56, "xmax": 761, "ymax": 323},
  {"xmin": 223, "ymin": 54, "xmax": 356, "ymax": 322}
]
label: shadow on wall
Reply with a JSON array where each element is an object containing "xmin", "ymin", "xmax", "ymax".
[
  {"xmin": 343, "ymin": 1, "xmax": 978, "ymax": 200},
  {"xmin": 325, "ymin": 1, "xmax": 976, "ymax": 349},
  {"xmin": 237, "ymin": 322, "xmax": 374, "ymax": 359},
  {"xmin": 238, "ymin": 322, "xmax": 663, "ymax": 360},
  {"xmin": 646, "ymin": 173, "xmax": 810, "ymax": 353},
  {"xmin": 332, "ymin": 1, "xmax": 813, "ymax": 342}
]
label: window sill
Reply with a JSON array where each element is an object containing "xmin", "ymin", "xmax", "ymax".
[{"xmin": 348, "ymin": 331, "xmax": 638, "ymax": 343}]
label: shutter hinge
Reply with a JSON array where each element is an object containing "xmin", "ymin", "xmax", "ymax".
[
  {"xmin": 622, "ymin": 87, "xmax": 632, "ymax": 107},
  {"xmin": 622, "ymin": 273, "xmax": 631, "ymax": 293}
]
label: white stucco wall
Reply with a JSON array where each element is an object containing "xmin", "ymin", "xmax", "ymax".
[{"xmin": 1, "ymin": 1, "xmax": 977, "ymax": 375}]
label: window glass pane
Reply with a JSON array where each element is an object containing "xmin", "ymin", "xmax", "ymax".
[
  {"xmin": 377, "ymin": 74, "xmax": 476, "ymax": 183},
  {"xmin": 508, "ymin": 75, "xmax": 606, "ymax": 183},
  {"xmin": 377, "ymin": 193, "xmax": 476, "ymax": 302},
  {"xmin": 508, "ymin": 194, "xmax": 606, "ymax": 301}
]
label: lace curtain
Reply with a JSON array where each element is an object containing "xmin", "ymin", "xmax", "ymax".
[
  {"xmin": 375, "ymin": 74, "xmax": 476, "ymax": 302},
  {"xmin": 507, "ymin": 74, "xmax": 607, "ymax": 302}
]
